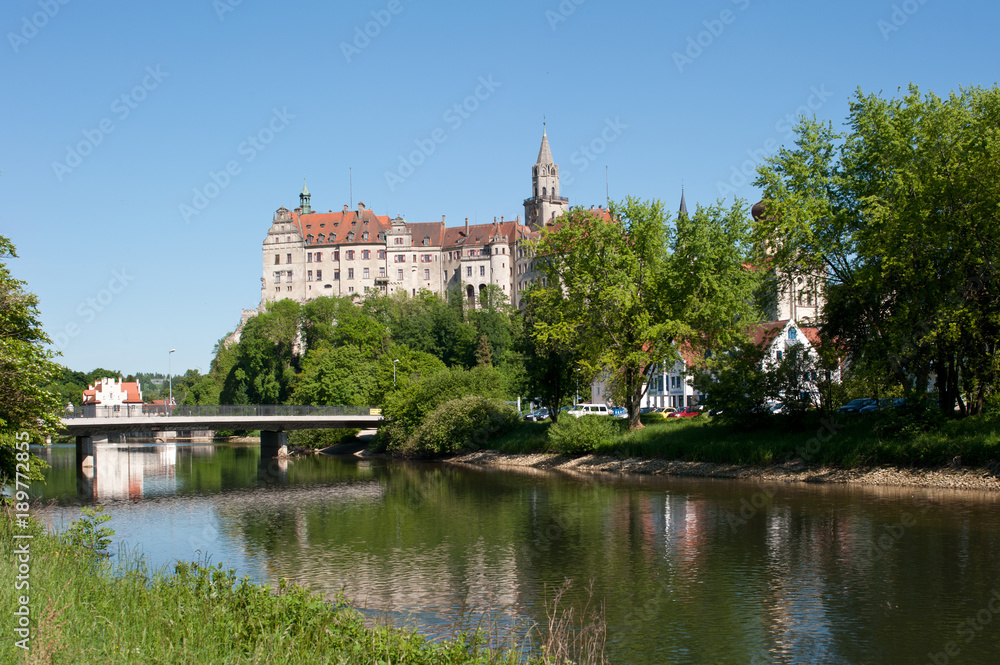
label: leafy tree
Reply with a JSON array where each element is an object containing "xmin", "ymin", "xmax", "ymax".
[
  {"xmin": 302, "ymin": 296, "xmax": 386, "ymax": 358},
  {"xmin": 291, "ymin": 345, "xmax": 377, "ymax": 406},
  {"xmin": 755, "ymin": 85, "xmax": 1000, "ymax": 416},
  {"xmin": 220, "ymin": 300, "xmax": 300, "ymax": 405},
  {"xmin": 365, "ymin": 290, "xmax": 476, "ymax": 367},
  {"xmin": 1, "ymin": 236, "xmax": 59, "ymax": 484},
  {"xmin": 522, "ymin": 283, "xmax": 583, "ymax": 423},
  {"xmin": 532, "ymin": 198, "xmax": 762, "ymax": 429}
]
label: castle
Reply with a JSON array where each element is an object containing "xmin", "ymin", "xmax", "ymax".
[{"xmin": 259, "ymin": 129, "xmax": 591, "ymax": 310}]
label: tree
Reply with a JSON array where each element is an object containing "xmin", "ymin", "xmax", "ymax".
[
  {"xmin": 531, "ymin": 198, "xmax": 763, "ymax": 429},
  {"xmin": 1, "ymin": 236, "xmax": 60, "ymax": 484},
  {"xmin": 291, "ymin": 345, "xmax": 377, "ymax": 406},
  {"xmin": 754, "ymin": 85, "xmax": 1000, "ymax": 416},
  {"xmin": 220, "ymin": 300, "xmax": 300, "ymax": 405}
]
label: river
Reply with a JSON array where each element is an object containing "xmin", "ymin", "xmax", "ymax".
[{"xmin": 31, "ymin": 443, "xmax": 1000, "ymax": 664}]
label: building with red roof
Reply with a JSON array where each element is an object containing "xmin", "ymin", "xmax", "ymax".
[{"xmin": 82, "ymin": 377, "xmax": 145, "ymax": 417}]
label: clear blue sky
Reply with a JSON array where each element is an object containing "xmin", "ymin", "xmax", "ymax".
[{"xmin": 3, "ymin": 0, "xmax": 998, "ymax": 376}]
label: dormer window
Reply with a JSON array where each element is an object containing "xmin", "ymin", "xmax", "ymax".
[
  {"xmin": 347, "ymin": 231, "xmax": 355, "ymax": 242},
  {"xmin": 362, "ymin": 231, "xmax": 369, "ymax": 241},
  {"xmin": 423, "ymin": 236, "xmax": 430, "ymax": 246},
  {"xmin": 377, "ymin": 232, "xmax": 386, "ymax": 242}
]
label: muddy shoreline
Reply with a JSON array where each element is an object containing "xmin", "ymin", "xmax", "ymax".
[{"xmin": 444, "ymin": 450, "xmax": 1000, "ymax": 492}]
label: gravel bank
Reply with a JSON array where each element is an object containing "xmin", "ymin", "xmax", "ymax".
[{"xmin": 446, "ymin": 450, "xmax": 1000, "ymax": 492}]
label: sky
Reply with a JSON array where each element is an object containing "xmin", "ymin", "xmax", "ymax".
[{"xmin": 2, "ymin": 0, "xmax": 998, "ymax": 377}]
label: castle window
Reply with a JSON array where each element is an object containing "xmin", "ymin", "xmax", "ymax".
[
  {"xmin": 274, "ymin": 254, "xmax": 280, "ymax": 265},
  {"xmin": 286, "ymin": 253, "xmax": 292, "ymax": 264},
  {"xmin": 377, "ymin": 249, "xmax": 386, "ymax": 259},
  {"xmin": 307, "ymin": 270, "xmax": 313, "ymax": 281},
  {"xmin": 348, "ymin": 268, "xmax": 354, "ymax": 279},
  {"xmin": 334, "ymin": 270, "xmax": 340, "ymax": 280},
  {"xmin": 542, "ymin": 187, "xmax": 547, "ymax": 196},
  {"xmin": 394, "ymin": 237, "xmax": 404, "ymax": 245},
  {"xmin": 307, "ymin": 254, "xmax": 313, "ymax": 263},
  {"xmin": 363, "ymin": 268, "xmax": 370, "ymax": 279},
  {"xmin": 346, "ymin": 250, "xmax": 355, "ymax": 260},
  {"xmin": 397, "ymin": 269, "xmax": 403, "ymax": 280},
  {"xmin": 379, "ymin": 267, "xmax": 386, "ymax": 278},
  {"xmin": 333, "ymin": 251, "xmax": 340, "ymax": 261},
  {"xmin": 480, "ymin": 266, "xmax": 486, "ymax": 276},
  {"xmin": 316, "ymin": 270, "xmax": 321, "ymax": 280},
  {"xmin": 424, "ymin": 269, "xmax": 430, "ymax": 280},
  {"xmin": 315, "ymin": 252, "xmax": 322, "ymax": 262},
  {"xmin": 362, "ymin": 250, "xmax": 370, "ymax": 260}
]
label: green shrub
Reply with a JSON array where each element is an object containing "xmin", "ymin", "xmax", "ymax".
[
  {"xmin": 547, "ymin": 415, "xmax": 624, "ymax": 454},
  {"xmin": 379, "ymin": 366, "xmax": 512, "ymax": 450},
  {"xmin": 402, "ymin": 396, "xmax": 521, "ymax": 456}
]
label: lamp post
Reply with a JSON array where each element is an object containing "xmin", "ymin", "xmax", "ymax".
[
  {"xmin": 393, "ymin": 359, "xmax": 399, "ymax": 388},
  {"xmin": 168, "ymin": 349, "xmax": 176, "ymax": 409}
]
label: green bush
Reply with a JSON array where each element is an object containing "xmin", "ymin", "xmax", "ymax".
[
  {"xmin": 378, "ymin": 366, "xmax": 512, "ymax": 451},
  {"xmin": 547, "ymin": 415, "xmax": 624, "ymax": 454},
  {"xmin": 402, "ymin": 396, "xmax": 521, "ymax": 456}
]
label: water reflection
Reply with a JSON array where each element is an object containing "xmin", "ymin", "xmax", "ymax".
[{"xmin": 31, "ymin": 444, "xmax": 1000, "ymax": 665}]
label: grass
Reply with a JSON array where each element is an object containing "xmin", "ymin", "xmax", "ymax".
[
  {"xmin": 492, "ymin": 411, "xmax": 1000, "ymax": 469},
  {"xmin": 1, "ymin": 511, "xmax": 606, "ymax": 664}
]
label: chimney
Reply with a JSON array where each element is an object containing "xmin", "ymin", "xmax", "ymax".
[
  {"xmin": 465, "ymin": 217, "xmax": 469, "ymax": 235},
  {"xmin": 343, "ymin": 204, "xmax": 349, "ymax": 213},
  {"xmin": 358, "ymin": 201, "xmax": 366, "ymax": 213},
  {"xmin": 442, "ymin": 215, "xmax": 446, "ymax": 223}
]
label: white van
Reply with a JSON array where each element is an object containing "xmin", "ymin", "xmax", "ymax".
[{"xmin": 566, "ymin": 403, "xmax": 610, "ymax": 418}]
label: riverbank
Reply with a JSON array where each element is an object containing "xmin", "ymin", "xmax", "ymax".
[
  {"xmin": 446, "ymin": 450, "xmax": 1000, "ymax": 491},
  {"xmin": 443, "ymin": 413, "xmax": 1000, "ymax": 492},
  {"xmin": 0, "ymin": 517, "xmax": 549, "ymax": 664}
]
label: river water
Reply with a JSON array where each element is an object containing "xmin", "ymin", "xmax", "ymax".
[{"xmin": 31, "ymin": 443, "xmax": 1000, "ymax": 664}]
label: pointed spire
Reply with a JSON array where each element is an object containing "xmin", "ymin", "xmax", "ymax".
[
  {"xmin": 536, "ymin": 126, "xmax": 554, "ymax": 165},
  {"xmin": 299, "ymin": 178, "xmax": 312, "ymax": 214},
  {"xmin": 678, "ymin": 186, "xmax": 688, "ymax": 218}
]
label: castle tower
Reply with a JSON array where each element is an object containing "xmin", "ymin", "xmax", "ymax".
[
  {"xmin": 523, "ymin": 127, "xmax": 569, "ymax": 230},
  {"xmin": 299, "ymin": 179, "xmax": 312, "ymax": 214}
]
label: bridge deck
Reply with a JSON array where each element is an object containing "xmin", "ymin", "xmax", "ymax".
[{"xmin": 60, "ymin": 414, "xmax": 383, "ymax": 435}]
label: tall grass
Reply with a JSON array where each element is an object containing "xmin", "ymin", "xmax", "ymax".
[{"xmin": 1, "ymin": 510, "xmax": 609, "ymax": 664}]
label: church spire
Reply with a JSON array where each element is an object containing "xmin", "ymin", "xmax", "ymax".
[{"xmin": 678, "ymin": 186, "xmax": 688, "ymax": 218}]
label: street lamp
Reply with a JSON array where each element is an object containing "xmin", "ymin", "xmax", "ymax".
[
  {"xmin": 168, "ymin": 349, "xmax": 176, "ymax": 408},
  {"xmin": 393, "ymin": 359, "xmax": 399, "ymax": 388}
]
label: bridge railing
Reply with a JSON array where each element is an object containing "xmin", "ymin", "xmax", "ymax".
[{"xmin": 64, "ymin": 405, "xmax": 378, "ymax": 419}]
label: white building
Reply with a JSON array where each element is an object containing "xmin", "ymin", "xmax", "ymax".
[{"xmin": 81, "ymin": 377, "xmax": 145, "ymax": 417}]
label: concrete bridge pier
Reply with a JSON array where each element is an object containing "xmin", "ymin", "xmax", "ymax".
[
  {"xmin": 76, "ymin": 435, "xmax": 95, "ymax": 469},
  {"xmin": 260, "ymin": 430, "xmax": 288, "ymax": 458}
]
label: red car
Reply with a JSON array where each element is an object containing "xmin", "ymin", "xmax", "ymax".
[{"xmin": 667, "ymin": 406, "xmax": 702, "ymax": 418}]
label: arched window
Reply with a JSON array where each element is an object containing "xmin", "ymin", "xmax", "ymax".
[{"xmin": 542, "ymin": 187, "xmax": 547, "ymax": 197}]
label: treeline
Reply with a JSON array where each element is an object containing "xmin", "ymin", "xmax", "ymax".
[{"xmin": 753, "ymin": 84, "xmax": 1000, "ymax": 417}]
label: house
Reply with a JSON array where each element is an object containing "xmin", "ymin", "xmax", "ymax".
[{"xmin": 82, "ymin": 377, "xmax": 145, "ymax": 417}]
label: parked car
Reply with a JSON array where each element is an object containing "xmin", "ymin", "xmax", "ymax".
[
  {"xmin": 610, "ymin": 406, "xmax": 628, "ymax": 419},
  {"xmin": 524, "ymin": 407, "xmax": 550, "ymax": 422},
  {"xmin": 667, "ymin": 406, "xmax": 702, "ymax": 418},
  {"xmin": 639, "ymin": 406, "xmax": 655, "ymax": 415},
  {"xmin": 646, "ymin": 406, "xmax": 678, "ymax": 418},
  {"xmin": 566, "ymin": 403, "xmax": 611, "ymax": 418},
  {"xmin": 838, "ymin": 398, "xmax": 876, "ymax": 414},
  {"xmin": 768, "ymin": 402, "xmax": 785, "ymax": 415},
  {"xmin": 858, "ymin": 398, "xmax": 896, "ymax": 414}
]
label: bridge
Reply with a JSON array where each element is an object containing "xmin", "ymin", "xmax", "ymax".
[{"xmin": 61, "ymin": 405, "xmax": 383, "ymax": 467}]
